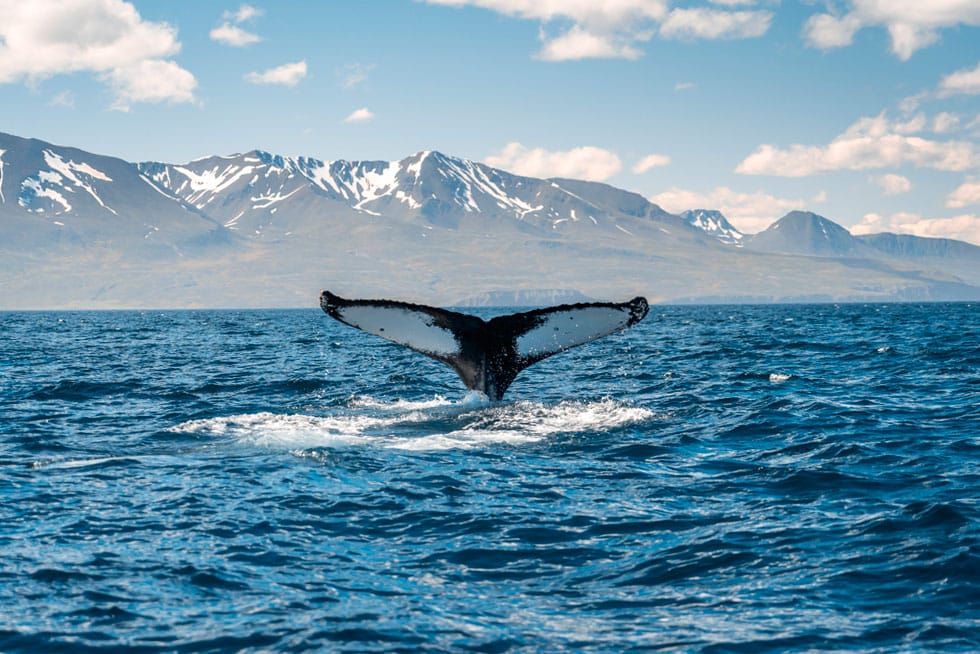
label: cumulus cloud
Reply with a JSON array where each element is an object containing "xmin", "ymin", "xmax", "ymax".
[
  {"xmin": 939, "ymin": 61, "xmax": 980, "ymax": 96},
  {"xmin": 537, "ymin": 25, "xmax": 644, "ymax": 61},
  {"xmin": 932, "ymin": 112, "xmax": 961, "ymax": 133},
  {"xmin": 210, "ymin": 23, "xmax": 261, "ymax": 47},
  {"xmin": 211, "ymin": 4, "xmax": 263, "ymax": 47},
  {"xmin": 946, "ymin": 178, "xmax": 980, "ymax": 209},
  {"xmin": 343, "ymin": 107, "xmax": 375, "ymax": 124},
  {"xmin": 632, "ymin": 154, "xmax": 671, "ymax": 174},
  {"xmin": 0, "ymin": 0, "xmax": 196, "ymax": 107},
  {"xmin": 874, "ymin": 174, "xmax": 912, "ymax": 196},
  {"xmin": 245, "ymin": 60, "xmax": 307, "ymax": 86},
  {"xmin": 226, "ymin": 4, "xmax": 263, "ymax": 23},
  {"xmin": 660, "ymin": 8, "xmax": 773, "ymax": 40},
  {"xmin": 649, "ymin": 186, "xmax": 821, "ymax": 234},
  {"xmin": 107, "ymin": 59, "xmax": 197, "ymax": 111},
  {"xmin": 484, "ymin": 142, "xmax": 622, "ymax": 182},
  {"xmin": 422, "ymin": 0, "xmax": 771, "ymax": 61},
  {"xmin": 851, "ymin": 212, "xmax": 980, "ymax": 245},
  {"xmin": 736, "ymin": 113, "xmax": 979, "ymax": 177},
  {"xmin": 803, "ymin": 13, "xmax": 863, "ymax": 49},
  {"xmin": 804, "ymin": 1, "xmax": 980, "ymax": 59}
]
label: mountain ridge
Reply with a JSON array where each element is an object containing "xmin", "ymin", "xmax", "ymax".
[{"xmin": 2, "ymin": 131, "xmax": 978, "ymax": 309}]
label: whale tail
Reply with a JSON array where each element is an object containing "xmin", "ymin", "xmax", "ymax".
[{"xmin": 320, "ymin": 291, "xmax": 648, "ymax": 400}]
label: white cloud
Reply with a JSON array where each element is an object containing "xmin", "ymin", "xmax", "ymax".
[
  {"xmin": 736, "ymin": 113, "xmax": 979, "ymax": 177},
  {"xmin": 226, "ymin": 4, "xmax": 263, "ymax": 24},
  {"xmin": 210, "ymin": 23, "xmax": 261, "ymax": 47},
  {"xmin": 212, "ymin": 3, "xmax": 263, "ymax": 47},
  {"xmin": 874, "ymin": 173, "xmax": 912, "ymax": 195},
  {"xmin": 0, "ymin": 0, "xmax": 196, "ymax": 107},
  {"xmin": 245, "ymin": 60, "xmax": 307, "ymax": 87},
  {"xmin": 423, "ymin": 0, "xmax": 772, "ymax": 61},
  {"xmin": 898, "ymin": 92, "xmax": 928, "ymax": 114},
  {"xmin": 536, "ymin": 25, "xmax": 643, "ymax": 61},
  {"xmin": 932, "ymin": 112, "xmax": 961, "ymax": 133},
  {"xmin": 660, "ymin": 8, "xmax": 773, "ymax": 40},
  {"xmin": 851, "ymin": 212, "xmax": 980, "ymax": 245},
  {"xmin": 803, "ymin": 13, "xmax": 863, "ymax": 49},
  {"xmin": 939, "ymin": 61, "xmax": 980, "ymax": 96},
  {"xmin": 632, "ymin": 154, "xmax": 671, "ymax": 174},
  {"xmin": 343, "ymin": 107, "xmax": 374, "ymax": 124},
  {"xmin": 675, "ymin": 81, "xmax": 696, "ymax": 91},
  {"xmin": 850, "ymin": 212, "xmax": 886, "ymax": 235},
  {"xmin": 803, "ymin": 1, "xmax": 980, "ymax": 59},
  {"xmin": 107, "ymin": 59, "xmax": 197, "ymax": 111},
  {"xmin": 649, "ymin": 186, "xmax": 820, "ymax": 234},
  {"xmin": 946, "ymin": 178, "xmax": 980, "ymax": 208},
  {"xmin": 484, "ymin": 142, "xmax": 622, "ymax": 181}
]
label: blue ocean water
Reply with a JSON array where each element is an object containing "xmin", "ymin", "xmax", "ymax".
[{"xmin": 1, "ymin": 303, "xmax": 978, "ymax": 652}]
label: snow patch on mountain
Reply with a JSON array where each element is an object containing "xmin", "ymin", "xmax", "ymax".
[
  {"xmin": 138, "ymin": 173, "xmax": 177, "ymax": 200},
  {"xmin": 20, "ymin": 176, "xmax": 72, "ymax": 213},
  {"xmin": 251, "ymin": 185, "xmax": 303, "ymax": 211},
  {"xmin": 45, "ymin": 151, "xmax": 112, "ymax": 183},
  {"xmin": 682, "ymin": 209, "xmax": 743, "ymax": 245},
  {"xmin": 17, "ymin": 150, "xmax": 118, "ymax": 216},
  {"xmin": 171, "ymin": 162, "xmax": 257, "ymax": 207},
  {"xmin": 44, "ymin": 150, "xmax": 117, "ymax": 215},
  {"xmin": 351, "ymin": 161, "xmax": 401, "ymax": 210}
]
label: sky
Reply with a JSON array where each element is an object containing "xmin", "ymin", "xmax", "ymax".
[{"xmin": 2, "ymin": 0, "xmax": 980, "ymax": 244}]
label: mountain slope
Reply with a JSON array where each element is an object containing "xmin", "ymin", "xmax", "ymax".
[
  {"xmin": 0, "ymin": 133, "xmax": 232, "ymax": 258},
  {"xmin": 2, "ymin": 131, "xmax": 979, "ymax": 308},
  {"xmin": 136, "ymin": 149, "xmax": 702, "ymax": 246},
  {"xmin": 745, "ymin": 211, "xmax": 877, "ymax": 257}
]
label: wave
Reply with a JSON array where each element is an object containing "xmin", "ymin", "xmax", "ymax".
[{"xmin": 169, "ymin": 395, "xmax": 657, "ymax": 452}]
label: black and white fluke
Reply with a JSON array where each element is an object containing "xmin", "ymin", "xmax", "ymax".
[{"xmin": 320, "ymin": 291, "xmax": 649, "ymax": 400}]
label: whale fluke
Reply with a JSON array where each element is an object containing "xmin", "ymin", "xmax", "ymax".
[{"xmin": 320, "ymin": 291, "xmax": 648, "ymax": 400}]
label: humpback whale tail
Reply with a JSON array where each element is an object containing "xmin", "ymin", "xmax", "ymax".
[{"xmin": 320, "ymin": 291, "xmax": 649, "ymax": 400}]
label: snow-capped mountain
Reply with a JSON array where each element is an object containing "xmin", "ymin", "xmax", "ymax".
[
  {"xmin": 2, "ymin": 131, "xmax": 979, "ymax": 309},
  {"xmin": 135, "ymin": 148, "xmax": 700, "ymax": 243},
  {"xmin": 681, "ymin": 209, "xmax": 743, "ymax": 245},
  {"xmin": 0, "ymin": 134, "xmax": 227, "ymax": 256}
]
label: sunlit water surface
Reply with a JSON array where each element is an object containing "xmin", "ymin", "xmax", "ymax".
[{"xmin": 1, "ymin": 304, "xmax": 978, "ymax": 652}]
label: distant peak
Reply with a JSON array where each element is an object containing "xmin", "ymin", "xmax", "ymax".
[
  {"xmin": 780, "ymin": 210, "xmax": 824, "ymax": 222},
  {"xmin": 681, "ymin": 208, "xmax": 743, "ymax": 244}
]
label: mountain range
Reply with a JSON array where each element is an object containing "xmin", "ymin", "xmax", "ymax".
[{"xmin": 2, "ymin": 131, "xmax": 979, "ymax": 309}]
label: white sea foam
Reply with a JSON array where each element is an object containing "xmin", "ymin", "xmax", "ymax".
[
  {"xmin": 169, "ymin": 396, "xmax": 656, "ymax": 452},
  {"xmin": 29, "ymin": 455, "xmax": 142, "ymax": 470},
  {"xmin": 348, "ymin": 391, "xmax": 488, "ymax": 411}
]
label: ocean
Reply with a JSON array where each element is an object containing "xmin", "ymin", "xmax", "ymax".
[{"xmin": 1, "ymin": 303, "xmax": 978, "ymax": 652}]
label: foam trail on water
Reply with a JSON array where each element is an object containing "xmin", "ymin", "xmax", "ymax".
[
  {"xmin": 348, "ymin": 391, "xmax": 489, "ymax": 411},
  {"xmin": 170, "ymin": 396, "xmax": 656, "ymax": 452}
]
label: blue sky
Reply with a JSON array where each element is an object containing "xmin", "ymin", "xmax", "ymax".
[{"xmin": 2, "ymin": 0, "xmax": 980, "ymax": 243}]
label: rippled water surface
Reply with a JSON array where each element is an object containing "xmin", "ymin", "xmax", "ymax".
[{"xmin": 1, "ymin": 303, "xmax": 978, "ymax": 652}]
